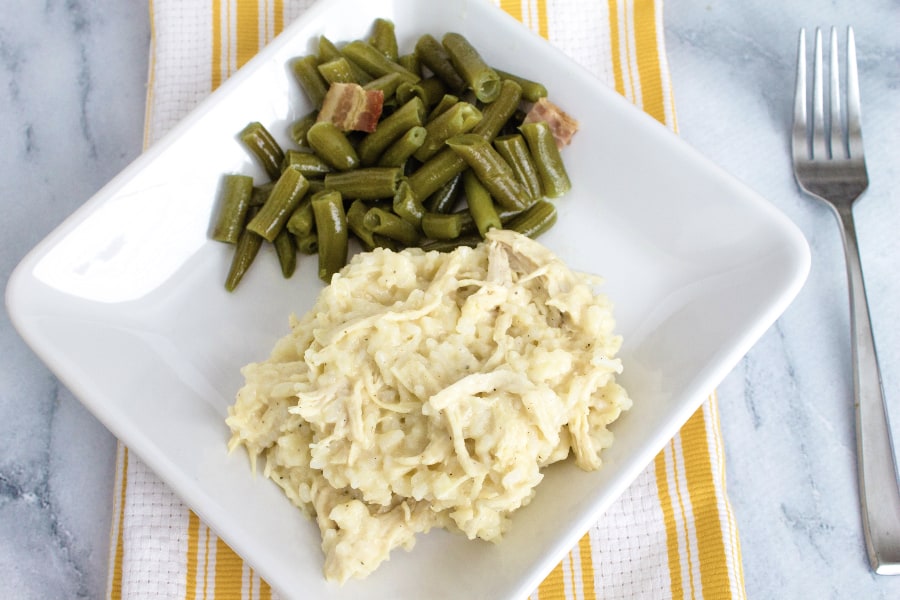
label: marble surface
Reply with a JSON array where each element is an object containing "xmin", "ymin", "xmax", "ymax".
[{"xmin": 1, "ymin": 0, "xmax": 898, "ymax": 598}]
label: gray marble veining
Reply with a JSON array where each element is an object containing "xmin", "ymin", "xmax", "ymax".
[{"xmin": 1, "ymin": 0, "xmax": 899, "ymax": 598}]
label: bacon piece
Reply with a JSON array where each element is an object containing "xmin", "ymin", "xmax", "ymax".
[
  {"xmin": 522, "ymin": 97, "xmax": 579, "ymax": 149},
  {"xmin": 317, "ymin": 83, "xmax": 384, "ymax": 133}
]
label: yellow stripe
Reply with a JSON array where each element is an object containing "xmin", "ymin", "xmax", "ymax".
[
  {"xmin": 682, "ymin": 406, "xmax": 733, "ymax": 599},
  {"xmin": 535, "ymin": 0, "xmax": 549, "ymax": 39},
  {"xmin": 236, "ymin": 0, "xmax": 260, "ymax": 70},
  {"xmin": 142, "ymin": 0, "xmax": 158, "ymax": 149},
  {"xmin": 578, "ymin": 533, "xmax": 597, "ymax": 600},
  {"xmin": 632, "ymin": 0, "xmax": 666, "ymax": 123},
  {"xmin": 185, "ymin": 511, "xmax": 201, "ymax": 599},
  {"xmin": 211, "ymin": 0, "xmax": 223, "ymax": 90},
  {"xmin": 274, "ymin": 0, "xmax": 284, "ymax": 39},
  {"xmin": 655, "ymin": 446, "xmax": 685, "ymax": 598},
  {"xmin": 537, "ymin": 557, "xmax": 567, "ymax": 599},
  {"xmin": 498, "ymin": 0, "xmax": 524, "ymax": 22},
  {"xmin": 108, "ymin": 447, "xmax": 128, "ymax": 600},
  {"xmin": 606, "ymin": 0, "xmax": 626, "ymax": 95},
  {"xmin": 215, "ymin": 537, "xmax": 245, "ymax": 598},
  {"xmin": 259, "ymin": 574, "xmax": 273, "ymax": 600}
]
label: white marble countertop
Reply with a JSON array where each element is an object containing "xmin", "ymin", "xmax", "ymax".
[{"xmin": 1, "ymin": 0, "xmax": 898, "ymax": 598}]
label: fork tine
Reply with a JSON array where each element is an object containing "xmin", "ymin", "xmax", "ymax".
[
  {"xmin": 829, "ymin": 27, "xmax": 845, "ymax": 159},
  {"xmin": 812, "ymin": 28, "xmax": 828, "ymax": 160},
  {"xmin": 846, "ymin": 26, "xmax": 865, "ymax": 160},
  {"xmin": 792, "ymin": 28, "xmax": 809, "ymax": 163}
]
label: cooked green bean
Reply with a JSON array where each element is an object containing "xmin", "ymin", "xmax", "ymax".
[
  {"xmin": 282, "ymin": 149, "xmax": 332, "ymax": 178},
  {"xmin": 414, "ymin": 34, "xmax": 466, "ymax": 93},
  {"xmin": 342, "ymin": 40, "xmax": 420, "ymax": 83},
  {"xmin": 211, "ymin": 174, "xmax": 253, "ymax": 243},
  {"xmin": 396, "ymin": 77, "xmax": 446, "ymax": 108},
  {"xmin": 294, "ymin": 231, "xmax": 318, "ymax": 255},
  {"xmin": 495, "ymin": 68, "xmax": 548, "ymax": 102},
  {"xmin": 247, "ymin": 166, "xmax": 310, "ymax": 241},
  {"xmin": 520, "ymin": 121, "xmax": 571, "ymax": 197},
  {"xmin": 319, "ymin": 36, "xmax": 372, "ymax": 83},
  {"xmin": 363, "ymin": 72, "xmax": 404, "ymax": 100},
  {"xmin": 392, "ymin": 180, "xmax": 426, "ymax": 227},
  {"xmin": 286, "ymin": 196, "xmax": 314, "ymax": 237},
  {"xmin": 225, "ymin": 207, "xmax": 263, "ymax": 292},
  {"xmin": 424, "ymin": 171, "xmax": 463, "ymax": 213},
  {"xmin": 369, "ymin": 18, "xmax": 399, "ymax": 61},
  {"xmin": 505, "ymin": 199, "xmax": 557, "ymax": 238},
  {"xmin": 324, "ymin": 167, "xmax": 402, "ymax": 199},
  {"xmin": 413, "ymin": 101, "xmax": 482, "ymax": 162},
  {"xmin": 290, "ymin": 55, "xmax": 329, "ymax": 108},
  {"xmin": 421, "ymin": 211, "xmax": 465, "ymax": 240},
  {"xmin": 447, "ymin": 134, "xmax": 533, "ymax": 211},
  {"xmin": 289, "ymin": 111, "xmax": 317, "ymax": 147},
  {"xmin": 356, "ymin": 97, "xmax": 425, "ymax": 165},
  {"xmin": 310, "ymin": 190, "xmax": 348, "ymax": 281},
  {"xmin": 347, "ymin": 199, "xmax": 378, "ymax": 250},
  {"xmin": 249, "ymin": 182, "xmax": 276, "ymax": 207},
  {"xmin": 462, "ymin": 169, "xmax": 502, "ymax": 236},
  {"xmin": 378, "ymin": 125, "xmax": 427, "ymax": 167},
  {"xmin": 273, "ymin": 227, "xmax": 297, "ymax": 277},
  {"xmin": 441, "ymin": 32, "xmax": 500, "ymax": 102},
  {"xmin": 239, "ymin": 122, "xmax": 284, "ymax": 180},
  {"xmin": 407, "ymin": 147, "xmax": 468, "ymax": 201},
  {"xmin": 306, "ymin": 121, "xmax": 359, "ymax": 171},
  {"xmin": 418, "ymin": 234, "xmax": 482, "ymax": 252},
  {"xmin": 363, "ymin": 207, "xmax": 420, "ymax": 246},
  {"xmin": 471, "ymin": 79, "xmax": 522, "ymax": 140},
  {"xmin": 493, "ymin": 134, "xmax": 542, "ymax": 200},
  {"xmin": 427, "ymin": 94, "xmax": 459, "ymax": 122},
  {"xmin": 317, "ymin": 57, "xmax": 356, "ymax": 84},
  {"xmin": 397, "ymin": 53, "xmax": 422, "ymax": 76}
]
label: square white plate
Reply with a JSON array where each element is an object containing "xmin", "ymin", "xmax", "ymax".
[{"xmin": 6, "ymin": 0, "xmax": 809, "ymax": 597}]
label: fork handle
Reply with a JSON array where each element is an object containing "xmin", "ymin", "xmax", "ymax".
[{"xmin": 835, "ymin": 204, "xmax": 900, "ymax": 574}]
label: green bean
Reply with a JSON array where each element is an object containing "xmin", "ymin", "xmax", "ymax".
[
  {"xmin": 306, "ymin": 121, "xmax": 359, "ymax": 171},
  {"xmin": 493, "ymin": 134, "xmax": 542, "ymax": 200},
  {"xmin": 418, "ymin": 234, "xmax": 482, "ymax": 252},
  {"xmin": 310, "ymin": 190, "xmax": 348, "ymax": 281},
  {"xmin": 324, "ymin": 167, "xmax": 402, "ymax": 200},
  {"xmin": 414, "ymin": 34, "xmax": 466, "ymax": 93},
  {"xmin": 239, "ymin": 122, "xmax": 284, "ymax": 181},
  {"xmin": 363, "ymin": 72, "xmax": 404, "ymax": 101},
  {"xmin": 413, "ymin": 101, "xmax": 482, "ymax": 162},
  {"xmin": 246, "ymin": 166, "xmax": 310, "ymax": 241},
  {"xmin": 495, "ymin": 68, "xmax": 548, "ymax": 102},
  {"xmin": 249, "ymin": 182, "xmax": 276, "ymax": 207},
  {"xmin": 462, "ymin": 169, "xmax": 501, "ymax": 236},
  {"xmin": 294, "ymin": 231, "xmax": 318, "ymax": 255},
  {"xmin": 341, "ymin": 40, "xmax": 420, "ymax": 83},
  {"xmin": 378, "ymin": 126, "xmax": 427, "ymax": 168},
  {"xmin": 471, "ymin": 79, "xmax": 522, "ymax": 141},
  {"xmin": 421, "ymin": 211, "xmax": 465, "ymax": 240},
  {"xmin": 424, "ymin": 172, "xmax": 463, "ymax": 213},
  {"xmin": 427, "ymin": 94, "xmax": 459, "ymax": 122},
  {"xmin": 317, "ymin": 57, "xmax": 356, "ymax": 84},
  {"xmin": 289, "ymin": 111, "xmax": 318, "ymax": 147},
  {"xmin": 369, "ymin": 18, "xmax": 399, "ymax": 62},
  {"xmin": 447, "ymin": 134, "xmax": 533, "ymax": 211},
  {"xmin": 290, "ymin": 55, "xmax": 329, "ymax": 108},
  {"xmin": 407, "ymin": 147, "xmax": 468, "ymax": 201},
  {"xmin": 273, "ymin": 227, "xmax": 297, "ymax": 277},
  {"xmin": 347, "ymin": 199, "xmax": 378, "ymax": 250},
  {"xmin": 363, "ymin": 207, "xmax": 420, "ymax": 246},
  {"xmin": 225, "ymin": 207, "xmax": 263, "ymax": 292},
  {"xmin": 519, "ymin": 121, "xmax": 571, "ymax": 197},
  {"xmin": 441, "ymin": 33, "xmax": 500, "ymax": 102},
  {"xmin": 319, "ymin": 36, "xmax": 372, "ymax": 83},
  {"xmin": 211, "ymin": 174, "xmax": 253, "ymax": 243},
  {"xmin": 286, "ymin": 196, "xmax": 314, "ymax": 237},
  {"xmin": 357, "ymin": 97, "xmax": 425, "ymax": 165},
  {"xmin": 282, "ymin": 150, "xmax": 332, "ymax": 179},
  {"xmin": 397, "ymin": 53, "xmax": 422, "ymax": 77},
  {"xmin": 392, "ymin": 180, "xmax": 426, "ymax": 227},
  {"xmin": 505, "ymin": 199, "xmax": 557, "ymax": 238},
  {"xmin": 396, "ymin": 77, "xmax": 446, "ymax": 108}
]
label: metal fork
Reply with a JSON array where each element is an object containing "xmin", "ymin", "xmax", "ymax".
[{"xmin": 792, "ymin": 26, "xmax": 900, "ymax": 574}]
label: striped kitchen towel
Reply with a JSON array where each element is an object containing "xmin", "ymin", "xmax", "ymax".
[{"xmin": 108, "ymin": 1, "xmax": 746, "ymax": 598}]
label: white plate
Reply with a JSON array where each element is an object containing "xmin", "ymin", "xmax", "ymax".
[{"xmin": 5, "ymin": 0, "xmax": 809, "ymax": 597}]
